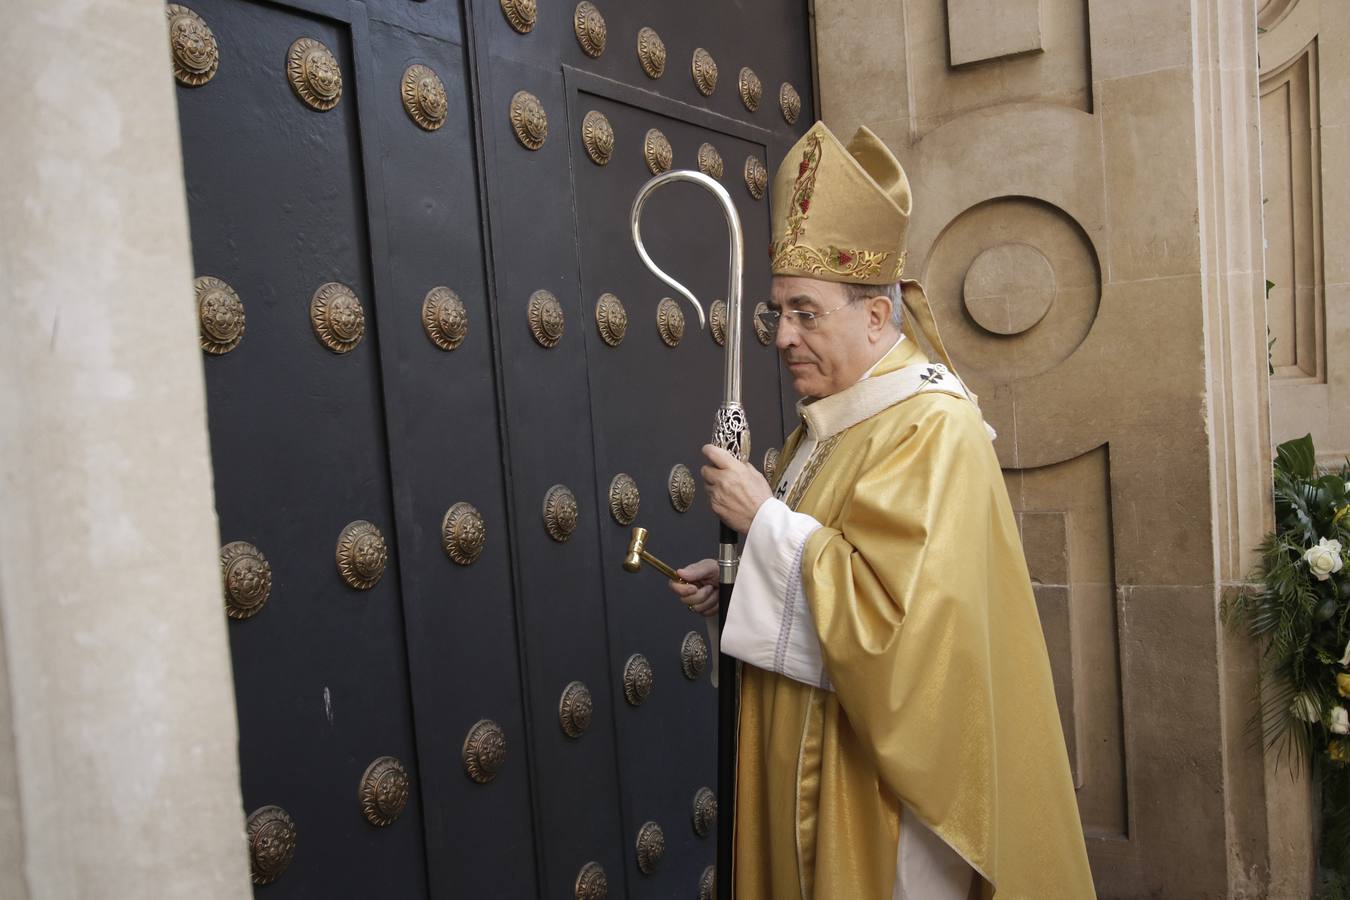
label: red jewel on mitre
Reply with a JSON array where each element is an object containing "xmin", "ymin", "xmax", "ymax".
[{"xmin": 837, "ymin": 250, "xmax": 852, "ymax": 264}]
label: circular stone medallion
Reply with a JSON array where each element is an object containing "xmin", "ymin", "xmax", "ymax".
[
  {"xmin": 195, "ymin": 275, "xmax": 245, "ymax": 354},
  {"xmin": 595, "ymin": 292, "xmax": 628, "ymax": 346},
  {"xmin": 463, "ymin": 719, "xmax": 507, "ymax": 783},
  {"xmin": 692, "ymin": 786, "xmax": 716, "ymax": 836},
  {"xmin": 698, "ymin": 865, "xmax": 715, "ymax": 900},
  {"xmin": 608, "ymin": 473, "xmax": 640, "ymax": 525},
  {"xmin": 743, "ymin": 155, "xmax": 767, "ymax": 200},
  {"xmin": 709, "ymin": 299, "xmax": 727, "ymax": 346},
  {"xmin": 582, "ymin": 109, "xmax": 615, "ymax": 165},
  {"xmin": 962, "ymin": 242, "xmax": 1057, "ymax": 335},
  {"xmin": 643, "ymin": 128, "xmax": 673, "ymax": 175},
  {"xmin": 221, "ymin": 541, "xmax": 272, "ymax": 621},
  {"xmin": 528, "ymin": 290, "xmax": 565, "ymax": 348},
  {"xmin": 166, "ymin": 5, "xmax": 219, "ymax": 87},
  {"xmin": 779, "ymin": 82, "xmax": 801, "ymax": 124},
  {"xmin": 247, "ymin": 805, "xmax": 297, "ymax": 885},
  {"xmin": 656, "ymin": 297, "xmax": 685, "ymax": 347},
  {"xmin": 637, "ymin": 27, "xmax": 666, "ymax": 78},
  {"xmin": 752, "ymin": 301, "xmax": 773, "ymax": 345},
  {"xmin": 738, "ymin": 67, "xmax": 762, "ymax": 112},
  {"xmin": 635, "ymin": 821, "xmax": 665, "ymax": 875},
  {"xmin": 422, "ymin": 286, "xmax": 468, "ymax": 351},
  {"xmin": 442, "ymin": 501, "xmax": 486, "ymax": 565},
  {"xmin": 543, "ymin": 484, "xmax": 579, "ymax": 541},
  {"xmin": 500, "ymin": 0, "xmax": 537, "ymax": 33},
  {"xmin": 691, "ymin": 48, "xmax": 718, "ymax": 96},
  {"xmin": 287, "ymin": 37, "xmax": 343, "ymax": 111},
  {"xmin": 558, "ymin": 680, "xmax": 594, "ymax": 738},
  {"xmin": 697, "ymin": 143, "xmax": 723, "ymax": 180},
  {"xmin": 310, "ymin": 282, "xmax": 365, "ymax": 353},
  {"xmin": 680, "ymin": 630, "xmax": 708, "ymax": 680},
  {"xmin": 402, "ymin": 64, "xmax": 448, "ymax": 131},
  {"xmin": 575, "ymin": 861, "xmax": 608, "ymax": 900},
  {"xmin": 573, "ymin": 1, "xmax": 607, "ymax": 57},
  {"xmin": 336, "ymin": 520, "xmax": 388, "ymax": 590},
  {"xmin": 668, "ymin": 463, "xmax": 695, "ymax": 513},
  {"xmin": 359, "ymin": 755, "xmax": 410, "ymax": 827},
  {"xmin": 510, "ymin": 90, "xmax": 548, "ymax": 150},
  {"xmin": 623, "ymin": 653, "xmax": 653, "ymax": 705}
]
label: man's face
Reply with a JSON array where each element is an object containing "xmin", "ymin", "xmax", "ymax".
[{"xmin": 769, "ymin": 276, "xmax": 886, "ymax": 399}]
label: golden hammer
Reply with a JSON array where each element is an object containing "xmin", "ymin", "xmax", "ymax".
[{"xmin": 623, "ymin": 526, "xmax": 683, "ymax": 582}]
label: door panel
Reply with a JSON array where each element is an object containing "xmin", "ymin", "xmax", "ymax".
[{"xmin": 170, "ymin": 0, "xmax": 815, "ymax": 894}]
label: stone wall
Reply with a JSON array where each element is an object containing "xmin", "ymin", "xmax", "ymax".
[{"xmin": 813, "ymin": 0, "xmax": 1312, "ymax": 895}]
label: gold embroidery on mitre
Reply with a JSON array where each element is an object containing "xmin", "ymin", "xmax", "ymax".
[{"xmin": 771, "ymin": 242, "xmax": 905, "ymax": 281}]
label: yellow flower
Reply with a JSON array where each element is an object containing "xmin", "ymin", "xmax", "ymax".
[
  {"xmin": 1331, "ymin": 740, "xmax": 1350, "ymax": 763},
  {"xmin": 1338, "ymin": 673, "xmax": 1350, "ymax": 698}
]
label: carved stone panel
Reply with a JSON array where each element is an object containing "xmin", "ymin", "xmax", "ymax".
[
  {"xmin": 336, "ymin": 520, "xmax": 388, "ymax": 590},
  {"xmin": 358, "ymin": 756, "xmax": 410, "ymax": 827},
  {"xmin": 286, "ymin": 37, "xmax": 342, "ymax": 111},
  {"xmin": 246, "ymin": 805, "xmax": 297, "ymax": 885},
  {"xmin": 462, "ymin": 719, "xmax": 507, "ymax": 784},
  {"xmin": 166, "ymin": 5, "xmax": 219, "ymax": 87},
  {"xmin": 221, "ymin": 541, "xmax": 272, "ymax": 620}
]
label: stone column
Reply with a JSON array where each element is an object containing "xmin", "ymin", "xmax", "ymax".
[
  {"xmin": 812, "ymin": 0, "xmax": 1311, "ymax": 895},
  {"xmin": 0, "ymin": 0, "xmax": 250, "ymax": 896}
]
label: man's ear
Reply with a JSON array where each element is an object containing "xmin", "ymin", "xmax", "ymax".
[{"xmin": 866, "ymin": 294, "xmax": 893, "ymax": 338}]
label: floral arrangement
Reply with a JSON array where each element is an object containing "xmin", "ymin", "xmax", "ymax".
[{"xmin": 1224, "ymin": 434, "xmax": 1350, "ymax": 878}]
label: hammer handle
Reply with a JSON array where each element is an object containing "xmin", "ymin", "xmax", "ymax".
[{"xmin": 641, "ymin": 550, "xmax": 682, "ymax": 582}]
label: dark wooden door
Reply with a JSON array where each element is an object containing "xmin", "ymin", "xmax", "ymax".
[{"xmin": 169, "ymin": 0, "xmax": 813, "ymax": 896}]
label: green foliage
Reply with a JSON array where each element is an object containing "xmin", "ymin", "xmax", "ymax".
[{"xmin": 1226, "ymin": 434, "xmax": 1350, "ymax": 874}]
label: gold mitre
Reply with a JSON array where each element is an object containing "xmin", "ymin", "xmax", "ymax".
[{"xmin": 770, "ymin": 121, "xmax": 911, "ymax": 286}]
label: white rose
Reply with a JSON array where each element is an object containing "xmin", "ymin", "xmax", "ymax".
[
  {"xmin": 1333, "ymin": 707, "xmax": 1350, "ymax": 735},
  {"xmin": 1293, "ymin": 694, "xmax": 1322, "ymax": 722},
  {"xmin": 1304, "ymin": 537, "xmax": 1345, "ymax": 581}
]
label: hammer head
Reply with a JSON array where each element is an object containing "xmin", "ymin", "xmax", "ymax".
[{"xmin": 623, "ymin": 526, "xmax": 649, "ymax": 573}]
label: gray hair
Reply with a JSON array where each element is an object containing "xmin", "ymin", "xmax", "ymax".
[{"xmin": 843, "ymin": 281, "xmax": 904, "ymax": 331}]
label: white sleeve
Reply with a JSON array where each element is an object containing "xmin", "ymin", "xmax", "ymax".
[{"xmin": 721, "ymin": 498, "xmax": 833, "ymax": 691}]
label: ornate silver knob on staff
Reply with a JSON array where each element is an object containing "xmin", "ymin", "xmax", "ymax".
[{"xmin": 631, "ymin": 168, "xmax": 746, "ymax": 900}]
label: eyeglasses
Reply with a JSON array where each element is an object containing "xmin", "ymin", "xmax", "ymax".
[{"xmin": 755, "ymin": 298, "xmax": 857, "ymax": 335}]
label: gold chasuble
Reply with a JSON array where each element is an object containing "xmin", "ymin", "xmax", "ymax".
[{"xmin": 725, "ymin": 120, "xmax": 1096, "ymax": 898}]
